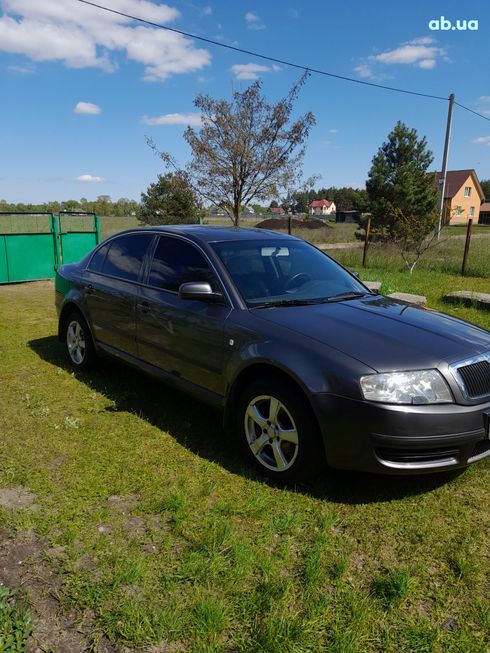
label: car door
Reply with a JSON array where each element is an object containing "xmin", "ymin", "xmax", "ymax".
[
  {"xmin": 136, "ymin": 235, "xmax": 232, "ymax": 395},
  {"xmin": 83, "ymin": 233, "xmax": 154, "ymax": 357}
]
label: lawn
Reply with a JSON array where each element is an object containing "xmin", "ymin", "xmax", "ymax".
[{"xmin": 0, "ymin": 276, "xmax": 489, "ymax": 652}]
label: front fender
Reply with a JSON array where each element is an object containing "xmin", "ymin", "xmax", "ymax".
[{"xmin": 223, "ymin": 314, "xmax": 376, "ymax": 399}]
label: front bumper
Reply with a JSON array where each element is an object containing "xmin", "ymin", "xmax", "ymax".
[{"xmin": 311, "ymin": 394, "xmax": 490, "ymax": 474}]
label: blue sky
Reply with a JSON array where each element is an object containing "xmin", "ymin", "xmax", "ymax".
[{"xmin": 1, "ymin": 0, "xmax": 489, "ymax": 203}]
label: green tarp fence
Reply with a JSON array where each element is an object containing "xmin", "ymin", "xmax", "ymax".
[{"xmin": 0, "ymin": 212, "xmax": 100, "ymax": 284}]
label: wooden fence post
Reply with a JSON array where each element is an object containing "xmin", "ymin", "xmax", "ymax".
[
  {"xmin": 362, "ymin": 217, "xmax": 371, "ymax": 268},
  {"xmin": 288, "ymin": 215, "xmax": 292, "ymax": 235},
  {"xmin": 461, "ymin": 218, "xmax": 473, "ymax": 276}
]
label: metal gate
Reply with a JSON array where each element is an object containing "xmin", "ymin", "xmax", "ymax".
[
  {"xmin": 58, "ymin": 211, "xmax": 100, "ymax": 266},
  {"xmin": 0, "ymin": 211, "xmax": 100, "ymax": 284}
]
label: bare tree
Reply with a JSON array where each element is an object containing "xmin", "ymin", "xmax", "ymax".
[
  {"xmin": 148, "ymin": 73, "xmax": 315, "ymax": 226},
  {"xmin": 391, "ymin": 208, "xmax": 445, "ymax": 274}
]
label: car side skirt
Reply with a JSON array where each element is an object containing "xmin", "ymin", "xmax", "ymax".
[{"xmin": 97, "ymin": 342, "xmax": 225, "ymax": 410}]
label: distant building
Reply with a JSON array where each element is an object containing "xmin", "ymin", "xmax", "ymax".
[
  {"xmin": 479, "ymin": 202, "xmax": 490, "ymax": 225},
  {"xmin": 435, "ymin": 169, "xmax": 484, "ymax": 225},
  {"xmin": 270, "ymin": 207, "xmax": 285, "ymax": 215},
  {"xmin": 309, "ymin": 199, "xmax": 336, "ymax": 216},
  {"xmin": 336, "ymin": 210, "xmax": 360, "ymax": 224}
]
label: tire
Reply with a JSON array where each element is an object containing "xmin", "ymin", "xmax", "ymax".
[
  {"xmin": 64, "ymin": 310, "xmax": 97, "ymax": 371},
  {"xmin": 236, "ymin": 378, "xmax": 324, "ymax": 482}
]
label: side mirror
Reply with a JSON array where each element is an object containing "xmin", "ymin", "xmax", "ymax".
[
  {"xmin": 350, "ymin": 270, "xmax": 360, "ymax": 278},
  {"xmin": 178, "ymin": 281, "xmax": 224, "ymax": 303}
]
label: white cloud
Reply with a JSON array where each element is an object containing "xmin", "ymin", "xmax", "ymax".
[
  {"xmin": 354, "ymin": 63, "xmax": 374, "ymax": 79},
  {"xmin": 354, "ymin": 37, "xmax": 446, "ymax": 78},
  {"xmin": 202, "ymin": 5, "xmax": 212, "ymax": 16},
  {"xmin": 474, "ymin": 97, "xmax": 490, "ymax": 116},
  {"xmin": 418, "ymin": 59, "xmax": 436, "ymax": 69},
  {"xmin": 245, "ymin": 11, "xmax": 265, "ymax": 30},
  {"xmin": 288, "ymin": 8, "xmax": 299, "ymax": 19},
  {"xmin": 76, "ymin": 174, "xmax": 104, "ymax": 182},
  {"xmin": 370, "ymin": 38, "xmax": 445, "ymax": 69},
  {"xmin": 329, "ymin": 128, "xmax": 339, "ymax": 133},
  {"xmin": 74, "ymin": 101, "xmax": 101, "ymax": 115},
  {"xmin": 409, "ymin": 37, "xmax": 436, "ymax": 45},
  {"xmin": 473, "ymin": 136, "xmax": 490, "ymax": 146},
  {"xmin": 141, "ymin": 112, "xmax": 202, "ymax": 126},
  {"xmin": 0, "ymin": 0, "xmax": 211, "ymax": 81},
  {"xmin": 231, "ymin": 62, "xmax": 281, "ymax": 80},
  {"xmin": 7, "ymin": 62, "xmax": 35, "ymax": 73}
]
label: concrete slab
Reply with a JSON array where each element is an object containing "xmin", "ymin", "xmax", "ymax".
[
  {"xmin": 388, "ymin": 292, "xmax": 427, "ymax": 306},
  {"xmin": 443, "ymin": 291, "xmax": 490, "ymax": 311},
  {"xmin": 318, "ymin": 242, "xmax": 363, "ymax": 250},
  {"xmin": 364, "ymin": 281, "xmax": 382, "ymax": 292}
]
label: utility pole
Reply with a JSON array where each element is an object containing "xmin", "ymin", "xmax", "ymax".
[{"xmin": 436, "ymin": 93, "xmax": 455, "ymax": 239}]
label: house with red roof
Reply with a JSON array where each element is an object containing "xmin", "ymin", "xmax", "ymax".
[{"xmin": 308, "ymin": 199, "xmax": 336, "ymax": 216}]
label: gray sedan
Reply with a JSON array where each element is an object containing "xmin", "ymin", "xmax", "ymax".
[{"xmin": 55, "ymin": 226, "xmax": 490, "ymax": 481}]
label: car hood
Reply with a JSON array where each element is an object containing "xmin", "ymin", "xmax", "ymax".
[{"xmin": 253, "ymin": 295, "xmax": 490, "ymax": 372}]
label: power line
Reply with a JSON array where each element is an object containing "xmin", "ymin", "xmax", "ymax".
[
  {"xmin": 454, "ymin": 101, "xmax": 490, "ymax": 122},
  {"xmin": 76, "ymin": 0, "xmax": 449, "ymax": 102}
]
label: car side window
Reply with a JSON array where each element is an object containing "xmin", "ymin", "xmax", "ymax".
[
  {"xmin": 100, "ymin": 234, "xmax": 153, "ymax": 282},
  {"xmin": 88, "ymin": 243, "xmax": 109, "ymax": 272},
  {"xmin": 148, "ymin": 236, "xmax": 220, "ymax": 293}
]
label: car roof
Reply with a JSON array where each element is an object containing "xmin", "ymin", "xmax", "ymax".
[{"xmin": 115, "ymin": 224, "xmax": 297, "ymax": 244}]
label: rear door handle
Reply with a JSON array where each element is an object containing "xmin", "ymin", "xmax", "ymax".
[
  {"xmin": 86, "ymin": 284, "xmax": 95, "ymax": 295},
  {"xmin": 138, "ymin": 301, "xmax": 150, "ymax": 314}
]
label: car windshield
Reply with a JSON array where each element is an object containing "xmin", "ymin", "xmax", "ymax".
[{"xmin": 211, "ymin": 239, "xmax": 368, "ymax": 307}]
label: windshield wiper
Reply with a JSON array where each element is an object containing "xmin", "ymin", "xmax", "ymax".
[
  {"xmin": 251, "ymin": 291, "xmax": 369, "ymax": 309},
  {"xmin": 251, "ymin": 298, "xmax": 326, "ymax": 309},
  {"xmin": 326, "ymin": 291, "xmax": 368, "ymax": 302}
]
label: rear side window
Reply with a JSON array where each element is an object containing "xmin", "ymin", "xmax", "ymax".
[
  {"xmin": 100, "ymin": 234, "xmax": 153, "ymax": 282},
  {"xmin": 148, "ymin": 236, "xmax": 219, "ymax": 292},
  {"xmin": 88, "ymin": 243, "xmax": 109, "ymax": 272}
]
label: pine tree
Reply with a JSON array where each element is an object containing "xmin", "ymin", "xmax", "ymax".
[{"xmin": 366, "ymin": 121, "xmax": 439, "ymax": 272}]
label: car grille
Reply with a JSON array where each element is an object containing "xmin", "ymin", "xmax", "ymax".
[
  {"xmin": 449, "ymin": 351, "xmax": 490, "ymax": 401},
  {"xmin": 457, "ymin": 359, "xmax": 490, "ymax": 399}
]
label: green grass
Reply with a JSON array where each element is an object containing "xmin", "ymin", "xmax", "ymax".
[
  {"xmin": 0, "ymin": 271, "xmax": 489, "ymax": 650},
  {"xmin": 0, "ymin": 219, "xmax": 490, "ymax": 653},
  {"xmin": 329, "ymin": 234, "xmax": 490, "ymax": 278},
  {"xmin": 0, "ymin": 586, "xmax": 32, "ymax": 652}
]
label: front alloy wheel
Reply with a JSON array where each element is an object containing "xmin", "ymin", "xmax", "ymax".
[
  {"xmin": 237, "ymin": 378, "xmax": 323, "ymax": 482},
  {"xmin": 244, "ymin": 395, "xmax": 299, "ymax": 472}
]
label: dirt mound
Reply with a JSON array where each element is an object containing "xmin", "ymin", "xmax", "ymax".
[
  {"xmin": 0, "ymin": 486, "xmax": 38, "ymax": 511},
  {"xmin": 0, "ymin": 530, "xmax": 117, "ymax": 652},
  {"xmin": 256, "ymin": 217, "xmax": 332, "ymax": 231}
]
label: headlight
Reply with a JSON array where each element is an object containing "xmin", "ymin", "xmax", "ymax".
[{"xmin": 360, "ymin": 370, "xmax": 453, "ymax": 405}]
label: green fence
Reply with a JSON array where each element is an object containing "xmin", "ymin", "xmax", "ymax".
[{"xmin": 0, "ymin": 212, "xmax": 100, "ymax": 284}]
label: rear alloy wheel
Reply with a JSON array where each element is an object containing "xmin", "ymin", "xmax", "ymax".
[
  {"xmin": 64, "ymin": 311, "xmax": 96, "ymax": 370},
  {"xmin": 237, "ymin": 379, "xmax": 323, "ymax": 482}
]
